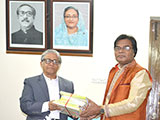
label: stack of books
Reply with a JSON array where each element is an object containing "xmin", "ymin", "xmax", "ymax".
[{"xmin": 53, "ymin": 91, "xmax": 88, "ymax": 117}]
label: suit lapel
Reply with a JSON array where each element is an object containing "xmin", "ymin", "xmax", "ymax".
[
  {"xmin": 58, "ymin": 77, "xmax": 66, "ymax": 98},
  {"xmin": 111, "ymin": 74, "xmax": 124, "ymax": 95},
  {"xmin": 38, "ymin": 74, "xmax": 50, "ymax": 100},
  {"xmin": 110, "ymin": 60, "xmax": 136, "ymax": 96}
]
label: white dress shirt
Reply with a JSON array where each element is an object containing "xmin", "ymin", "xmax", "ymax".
[{"xmin": 41, "ymin": 74, "xmax": 60, "ymax": 120}]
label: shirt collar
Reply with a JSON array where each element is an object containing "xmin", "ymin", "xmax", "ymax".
[
  {"xmin": 117, "ymin": 59, "xmax": 136, "ymax": 71},
  {"xmin": 117, "ymin": 64, "xmax": 128, "ymax": 70},
  {"xmin": 43, "ymin": 73, "xmax": 58, "ymax": 82}
]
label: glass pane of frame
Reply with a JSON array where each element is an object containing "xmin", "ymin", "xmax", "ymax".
[
  {"xmin": 51, "ymin": 0, "xmax": 93, "ymax": 57},
  {"xmin": 6, "ymin": 0, "xmax": 47, "ymax": 54}
]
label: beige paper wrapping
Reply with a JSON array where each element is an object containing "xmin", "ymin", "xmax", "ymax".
[{"xmin": 53, "ymin": 91, "xmax": 88, "ymax": 117}]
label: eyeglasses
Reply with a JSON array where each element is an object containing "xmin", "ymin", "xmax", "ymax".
[
  {"xmin": 18, "ymin": 11, "xmax": 33, "ymax": 17},
  {"xmin": 64, "ymin": 15, "xmax": 78, "ymax": 19},
  {"xmin": 42, "ymin": 59, "xmax": 60, "ymax": 65},
  {"xmin": 114, "ymin": 46, "xmax": 132, "ymax": 51}
]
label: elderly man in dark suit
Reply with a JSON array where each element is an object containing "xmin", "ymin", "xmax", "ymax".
[{"xmin": 20, "ymin": 49, "xmax": 77, "ymax": 120}]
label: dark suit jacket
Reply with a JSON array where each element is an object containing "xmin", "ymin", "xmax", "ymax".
[
  {"xmin": 20, "ymin": 74, "xmax": 76, "ymax": 120},
  {"xmin": 12, "ymin": 26, "xmax": 43, "ymax": 45}
]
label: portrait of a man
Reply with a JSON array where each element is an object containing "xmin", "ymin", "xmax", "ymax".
[{"xmin": 11, "ymin": 3, "xmax": 43, "ymax": 45}]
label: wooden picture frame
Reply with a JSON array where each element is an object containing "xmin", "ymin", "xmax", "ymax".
[
  {"xmin": 51, "ymin": 0, "xmax": 93, "ymax": 56},
  {"xmin": 6, "ymin": 0, "xmax": 93, "ymax": 56},
  {"xmin": 6, "ymin": 0, "xmax": 47, "ymax": 54}
]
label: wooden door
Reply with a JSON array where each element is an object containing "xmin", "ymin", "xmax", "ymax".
[{"xmin": 147, "ymin": 17, "xmax": 160, "ymax": 120}]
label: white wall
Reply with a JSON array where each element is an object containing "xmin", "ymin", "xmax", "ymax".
[{"xmin": 1, "ymin": 0, "xmax": 160, "ymax": 119}]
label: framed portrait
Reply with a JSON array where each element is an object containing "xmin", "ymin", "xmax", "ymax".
[
  {"xmin": 51, "ymin": 0, "xmax": 93, "ymax": 56},
  {"xmin": 6, "ymin": 0, "xmax": 47, "ymax": 54}
]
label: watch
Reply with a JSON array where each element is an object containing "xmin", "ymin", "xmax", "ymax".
[{"xmin": 100, "ymin": 108, "xmax": 104, "ymax": 114}]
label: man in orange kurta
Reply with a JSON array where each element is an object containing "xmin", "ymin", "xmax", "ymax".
[{"xmin": 79, "ymin": 34, "xmax": 152, "ymax": 120}]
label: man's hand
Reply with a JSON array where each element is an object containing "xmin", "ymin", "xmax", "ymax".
[
  {"xmin": 80, "ymin": 115, "xmax": 98, "ymax": 120},
  {"xmin": 79, "ymin": 99, "xmax": 101, "ymax": 118},
  {"xmin": 48, "ymin": 100, "xmax": 61, "ymax": 111}
]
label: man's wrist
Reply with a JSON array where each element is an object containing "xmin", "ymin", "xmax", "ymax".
[
  {"xmin": 104, "ymin": 105, "xmax": 110, "ymax": 117},
  {"xmin": 42, "ymin": 101, "xmax": 49, "ymax": 112}
]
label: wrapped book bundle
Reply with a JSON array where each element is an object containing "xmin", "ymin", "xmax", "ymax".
[{"xmin": 53, "ymin": 91, "xmax": 88, "ymax": 117}]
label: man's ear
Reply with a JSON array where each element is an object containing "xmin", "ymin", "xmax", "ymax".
[
  {"xmin": 132, "ymin": 51, "xmax": 135, "ymax": 57},
  {"xmin": 40, "ymin": 62, "xmax": 42, "ymax": 67}
]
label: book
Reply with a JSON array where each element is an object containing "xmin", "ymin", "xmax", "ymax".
[{"xmin": 53, "ymin": 91, "xmax": 88, "ymax": 117}]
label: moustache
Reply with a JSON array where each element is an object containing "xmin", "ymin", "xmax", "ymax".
[
  {"xmin": 117, "ymin": 55, "xmax": 126, "ymax": 58},
  {"xmin": 21, "ymin": 18, "xmax": 30, "ymax": 22}
]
